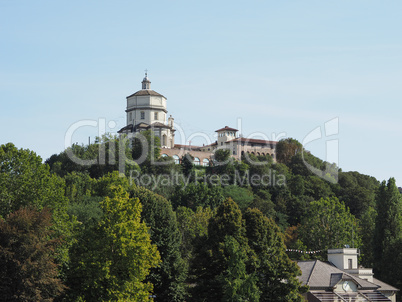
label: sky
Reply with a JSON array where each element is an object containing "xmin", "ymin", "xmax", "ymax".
[{"xmin": 1, "ymin": 0, "xmax": 402, "ymax": 185}]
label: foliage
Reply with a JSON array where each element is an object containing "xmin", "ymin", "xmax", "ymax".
[
  {"xmin": 0, "ymin": 143, "xmax": 72, "ymax": 266},
  {"xmin": 219, "ymin": 236, "xmax": 260, "ymax": 302},
  {"xmin": 171, "ymin": 183, "xmax": 224, "ymax": 210},
  {"xmin": 66, "ymin": 186, "xmax": 160, "ymax": 301},
  {"xmin": 46, "ymin": 134, "xmax": 136, "ymax": 178},
  {"xmin": 222, "ymin": 185, "xmax": 254, "ymax": 210},
  {"xmin": 275, "ymin": 138, "xmax": 303, "ymax": 165},
  {"xmin": 373, "ymin": 178, "xmax": 402, "ymax": 287},
  {"xmin": 299, "ymin": 197, "xmax": 361, "ymax": 258},
  {"xmin": 191, "ymin": 199, "xmax": 305, "ymax": 301},
  {"xmin": 176, "ymin": 206, "xmax": 213, "ymax": 264},
  {"xmin": 0, "ymin": 207, "xmax": 65, "ymax": 301},
  {"xmin": 129, "ymin": 186, "xmax": 188, "ymax": 302},
  {"xmin": 244, "ymin": 208, "xmax": 306, "ymax": 301}
]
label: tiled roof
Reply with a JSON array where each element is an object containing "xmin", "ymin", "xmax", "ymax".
[
  {"xmin": 127, "ymin": 89, "xmax": 165, "ymax": 98},
  {"xmin": 150, "ymin": 122, "xmax": 172, "ymax": 129},
  {"xmin": 202, "ymin": 142, "xmax": 218, "ymax": 148},
  {"xmin": 298, "ymin": 260, "xmax": 383, "ymax": 290},
  {"xmin": 372, "ymin": 277, "xmax": 399, "ymax": 292},
  {"xmin": 215, "ymin": 126, "xmax": 239, "ymax": 132},
  {"xmin": 174, "ymin": 144, "xmax": 202, "ymax": 151},
  {"xmin": 117, "ymin": 124, "xmax": 133, "ymax": 133},
  {"xmin": 226, "ymin": 137, "xmax": 277, "ymax": 145}
]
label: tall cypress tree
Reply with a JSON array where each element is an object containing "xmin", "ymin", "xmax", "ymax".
[{"xmin": 374, "ymin": 178, "xmax": 402, "ymax": 286}]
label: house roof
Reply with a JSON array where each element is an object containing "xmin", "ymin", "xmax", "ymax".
[
  {"xmin": 174, "ymin": 144, "xmax": 202, "ymax": 151},
  {"xmin": 127, "ymin": 89, "xmax": 166, "ymax": 98},
  {"xmin": 226, "ymin": 137, "xmax": 277, "ymax": 145},
  {"xmin": 117, "ymin": 124, "xmax": 133, "ymax": 133},
  {"xmin": 215, "ymin": 126, "xmax": 239, "ymax": 132},
  {"xmin": 298, "ymin": 260, "xmax": 379, "ymax": 290},
  {"xmin": 202, "ymin": 142, "xmax": 218, "ymax": 148},
  {"xmin": 372, "ymin": 277, "xmax": 399, "ymax": 292}
]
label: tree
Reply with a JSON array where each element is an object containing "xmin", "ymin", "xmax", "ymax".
[
  {"xmin": 0, "ymin": 207, "xmax": 65, "ymax": 301},
  {"xmin": 66, "ymin": 185, "xmax": 160, "ymax": 301},
  {"xmin": 171, "ymin": 183, "xmax": 224, "ymax": 210},
  {"xmin": 244, "ymin": 208, "xmax": 306, "ymax": 301},
  {"xmin": 222, "ymin": 185, "xmax": 254, "ymax": 210},
  {"xmin": 191, "ymin": 198, "xmax": 246, "ymax": 301},
  {"xmin": 298, "ymin": 197, "xmax": 361, "ymax": 258},
  {"xmin": 47, "ymin": 134, "xmax": 137, "ymax": 179},
  {"xmin": 130, "ymin": 186, "xmax": 188, "ymax": 302},
  {"xmin": 0, "ymin": 143, "xmax": 72, "ymax": 266},
  {"xmin": 176, "ymin": 206, "xmax": 213, "ymax": 267},
  {"xmin": 219, "ymin": 236, "xmax": 260, "ymax": 302},
  {"xmin": 374, "ymin": 178, "xmax": 402, "ymax": 287},
  {"xmin": 275, "ymin": 138, "xmax": 303, "ymax": 165},
  {"xmin": 132, "ymin": 130, "xmax": 162, "ymax": 174}
]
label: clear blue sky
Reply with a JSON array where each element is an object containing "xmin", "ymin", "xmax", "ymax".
[{"xmin": 1, "ymin": 0, "xmax": 401, "ymax": 185}]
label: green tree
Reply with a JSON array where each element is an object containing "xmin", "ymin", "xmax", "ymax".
[
  {"xmin": 373, "ymin": 178, "xmax": 402, "ymax": 287},
  {"xmin": 171, "ymin": 183, "xmax": 224, "ymax": 210},
  {"xmin": 0, "ymin": 143, "xmax": 72, "ymax": 266},
  {"xmin": 220, "ymin": 236, "xmax": 260, "ymax": 302},
  {"xmin": 46, "ymin": 134, "xmax": 137, "ymax": 178},
  {"xmin": 222, "ymin": 185, "xmax": 254, "ymax": 210},
  {"xmin": 191, "ymin": 198, "xmax": 246, "ymax": 301},
  {"xmin": 130, "ymin": 186, "xmax": 188, "ymax": 302},
  {"xmin": 0, "ymin": 207, "xmax": 65, "ymax": 301},
  {"xmin": 66, "ymin": 185, "xmax": 160, "ymax": 301},
  {"xmin": 299, "ymin": 197, "xmax": 361, "ymax": 257},
  {"xmin": 275, "ymin": 138, "xmax": 303, "ymax": 165},
  {"xmin": 176, "ymin": 206, "xmax": 213, "ymax": 267},
  {"xmin": 244, "ymin": 208, "xmax": 305, "ymax": 301},
  {"xmin": 132, "ymin": 130, "xmax": 162, "ymax": 174}
]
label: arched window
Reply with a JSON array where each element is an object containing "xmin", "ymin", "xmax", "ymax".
[
  {"xmin": 161, "ymin": 154, "xmax": 168, "ymax": 158},
  {"xmin": 173, "ymin": 155, "xmax": 180, "ymax": 164},
  {"xmin": 202, "ymin": 158, "xmax": 210, "ymax": 166},
  {"xmin": 194, "ymin": 157, "xmax": 200, "ymax": 166}
]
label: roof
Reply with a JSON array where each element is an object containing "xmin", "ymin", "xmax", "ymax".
[
  {"xmin": 202, "ymin": 142, "xmax": 218, "ymax": 148},
  {"xmin": 372, "ymin": 277, "xmax": 399, "ymax": 292},
  {"xmin": 174, "ymin": 144, "xmax": 202, "ymax": 151},
  {"xmin": 227, "ymin": 137, "xmax": 277, "ymax": 145},
  {"xmin": 127, "ymin": 89, "xmax": 166, "ymax": 98},
  {"xmin": 150, "ymin": 122, "xmax": 172, "ymax": 129},
  {"xmin": 117, "ymin": 124, "xmax": 133, "ymax": 133},
  {"xmin": 215, "ymin": 126, "xmax": 239, "ymax": 132},
  {"xmin": 118, "ymin": 122, "xmax": 173, "ymax": 133},
  {"xmin": 297, "ymin": 260, "xmax": 387, "ymax": 290}
]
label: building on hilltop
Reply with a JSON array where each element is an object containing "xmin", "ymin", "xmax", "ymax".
[
  {"xmin": 118, "ymin": 73, "xmax": 277, "ymax": 165},
  {"xmin": 118, "ymin": 73, "xmax": 175, "ymax": 148},
  {"xmin": 298, "ymin": 248, "xmax": 398, "ymax": 301},
  {"xmin": 200, "ymin": 125, "xmax": 277, "ymax": 160}
]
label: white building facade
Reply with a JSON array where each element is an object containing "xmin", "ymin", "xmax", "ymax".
[{"xmin": 118, "ymin": 73, "xmax": 175, "ymax": 148}]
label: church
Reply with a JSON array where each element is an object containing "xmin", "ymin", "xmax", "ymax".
[{"xmin": 118, "ymin": 73, "xmax": 277, "ymax": 165}]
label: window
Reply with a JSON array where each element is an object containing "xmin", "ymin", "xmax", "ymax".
[
  {"xmin": 161, "ymin": 154, "xmax": 168, "ymax": 157},
  {"xmin": 173, "ymin": 155, "xmax": 180, "ymax": 164},
  {"xmin": 154, "ymin": 112, "xmax": 158, "ymax": 120},
  {"xmin": 348, "ymin": 259, "xmax": 353, "ymax": 269},
  {"xmin": 202, "ymin": 158, "xmax": 210, "ymax": 166},
  {"xmin": 129, "ymin": 112, "xmax": 132, "ymax": 120},
  {"xmin": 194, "ymin": 157, "xmax": 200, "ymax": 166},
  {"xmin": 141, "ymin": 111, "xmax": 145, "ymax": 119}
]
